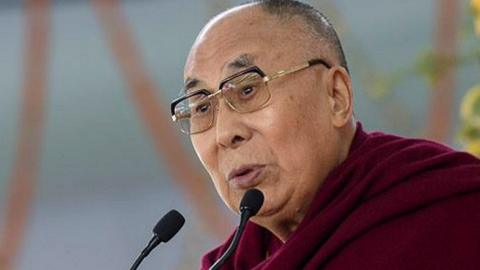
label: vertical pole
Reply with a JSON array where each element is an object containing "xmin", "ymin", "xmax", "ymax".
[
  {"xmin": 426, "ymin": 0, "xmax": 460, "ymax": 142},
  {"xmin": 91, "ymin": 0, "xmax": 233, "ymax": 240},
  {"xmin": 0, "ymin": 0, "xmax": 50, "ymax": 269}
]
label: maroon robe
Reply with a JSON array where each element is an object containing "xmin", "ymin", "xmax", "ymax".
[{"xmin": 201, "ymin": 123, "xmax": 480, "ymax": 269}]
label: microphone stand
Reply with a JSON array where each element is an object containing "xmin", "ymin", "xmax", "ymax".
[
  {"xmin": 209, "ymin": 210, "xmax": 251, "ymax": 270},
  {"xmin": 130, "ymin": 236, "xmax": 161, "ymax": 270}
]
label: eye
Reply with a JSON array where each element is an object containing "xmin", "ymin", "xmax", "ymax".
[
  {"xmin": 194, "ymin": 102, "xmax": 211, "ymax": 114},
  {"xmin": 239, "ymin": 86, "xmax": 256, "ymax": 98}
]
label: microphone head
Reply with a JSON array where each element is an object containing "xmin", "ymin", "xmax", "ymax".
[
  {"xmin": 153, "ymin": 209, "xmax": 185, "ymax": 243},
  {"xmin": 239, "ymin": 188, "xmax": 264, "ymax": 216}
]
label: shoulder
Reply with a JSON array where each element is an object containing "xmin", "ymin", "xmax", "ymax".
[
  {"xmin": 348, "ymin": 128, "xmax": 480, "ymax": 179},
  {"xmin": 323, "ymin": 128, "xmax": 480, "ymax": 268},
  {"xmin": 326, "ymin": 190, "xmax": 480, "ymax": 269},
  {"xmin": 361, "ymin": 130, "xmax": 460, "ymax": 159}
]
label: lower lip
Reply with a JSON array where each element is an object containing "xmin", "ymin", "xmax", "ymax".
[{"xmin": 229, "ymin": 166, "xmax": 265, "ymax": 189}]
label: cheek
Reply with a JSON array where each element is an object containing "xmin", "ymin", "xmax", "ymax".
[
  {"xmin": 192, "ymin": 136, "xmax": 221, "ymax": 186},
  {"xmin": 191, "ymin": 136, "xmax": 213, "ymax": 172},
  {"xmin": 191, "ymin": 135, "xmax": 237, "ymax": 209},
  {"xmin": 259, "ymin": 91, "xmax": 332, "ymax": 174}
]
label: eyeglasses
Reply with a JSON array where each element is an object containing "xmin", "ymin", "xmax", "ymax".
[{"xmin": 170, "ymin": 58, "xmax": 332, "ymax": 135}]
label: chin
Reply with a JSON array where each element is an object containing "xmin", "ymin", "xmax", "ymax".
[
  {"xmin": 249, "ymin": 207, "xmax": 283, "ymax": 231},
  {"xmin": 251, "ymin": 198, "xmax": 283, "ymax": 219}
]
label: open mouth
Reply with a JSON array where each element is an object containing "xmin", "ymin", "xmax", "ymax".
[
  {"xmin": 228, "ymin": 165, "xmax": 265, "ymax": 189},
  {"xmin": 235, "ymin": 168, "xmax": 254, "ymax": 177}
]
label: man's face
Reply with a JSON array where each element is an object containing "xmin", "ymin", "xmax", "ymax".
[{"xmin": 184, "ymin": 6, "xmax": 343, "ymax": 226}]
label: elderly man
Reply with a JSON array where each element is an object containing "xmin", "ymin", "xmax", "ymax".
[{"xmin": 170, "ymin": 0, "xmax": 480, "ymax": 269}]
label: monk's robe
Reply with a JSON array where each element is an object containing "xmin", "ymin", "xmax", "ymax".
[{"xmin": 201, "ymin": 123, "xmax": 480, "ymax": 269}]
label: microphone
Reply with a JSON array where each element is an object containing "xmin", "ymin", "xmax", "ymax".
[
  {"xmin": 209, "ymin": 189, "xmax": 264, "ymax": 270},
  {"xmin": 130, "ymin": 209, "xmax": 185, "ymax": 270}
]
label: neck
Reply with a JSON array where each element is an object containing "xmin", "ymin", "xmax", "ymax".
[
  {"xmin": 253, "ymin": 204, "xmax": 310, "ymax": 243},
  {"xmin": 337, "ymin": 120, "xmax": 357, "ymax": 165}
]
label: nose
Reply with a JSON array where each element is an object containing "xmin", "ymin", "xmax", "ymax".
[{"xmin": 215, "ymin": 99, "xmax": 252, "ymax": 149}]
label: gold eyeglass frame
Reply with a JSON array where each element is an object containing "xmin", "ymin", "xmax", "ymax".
[{"xmin": 170, "ymin": 58, "xmax": 332, "ymax": 134}]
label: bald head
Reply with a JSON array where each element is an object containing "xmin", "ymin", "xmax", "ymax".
[
  {"xmin": 188, "ymin": 0, "xmax": 348, "ymax": 77},
  {"xmin": 250, "ymin": 0, "xmax": 348, "ymax": 72}
]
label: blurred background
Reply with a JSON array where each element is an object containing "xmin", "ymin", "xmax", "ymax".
[{"xmin": 0, "ymin": 0, "xmax": 479, "ymax": 269}]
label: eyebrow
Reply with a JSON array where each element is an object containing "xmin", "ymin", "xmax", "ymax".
[
  {"xmin": 183, "ymin": 77, "xmax": 199, "ymax": 94},
  {"xmin": 226, "ymin": 53, "xmax": 256, "ymax": 70},
  {"xmin": 183, "ymin": 53, "xmax": 257, "ymax": 94}
]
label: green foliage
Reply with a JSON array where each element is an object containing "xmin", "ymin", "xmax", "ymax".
[{"xmin": 414, "ymin": 50, "xmax": 457, "ymax": 86}]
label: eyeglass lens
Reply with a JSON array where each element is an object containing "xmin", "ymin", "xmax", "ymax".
[{"xmin": 175, "ymin": 71, "xmax": 269, "ymax": 134}]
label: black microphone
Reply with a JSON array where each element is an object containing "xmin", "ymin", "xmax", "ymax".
[
  {"xmin": 130, "ymin": 209, "xmax": 185, "ymax": 270},
  {"xmin": 209, "ymin": 189, "xmax": 264, "ymax": 270}
]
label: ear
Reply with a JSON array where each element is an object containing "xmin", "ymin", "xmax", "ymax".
[{"xmin": 325, "ymin": 66, "xmax": 354, "ymax": 128}]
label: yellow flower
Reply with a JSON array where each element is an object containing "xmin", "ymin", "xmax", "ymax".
[
  {"xmin": 460, "ymin": 83, "xmax": 480, "ymax": 156},
  {"xmin": 471, "ymin": 0, "xmax": 480, "ymax": 36},
  {"xmin": 460, "ymin": 85, "xmax": 480, "ymax": 123},
  {"xmin": 473, "ymin": 0, "xmax": 480, "ymax": 12},
  {"xmin": 474, "ymin": 0, "xmax": 480, "ymax": 35},
  {"xmin": 466, "ymin": 140, "xmax": 480, "ymax": 157}
]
